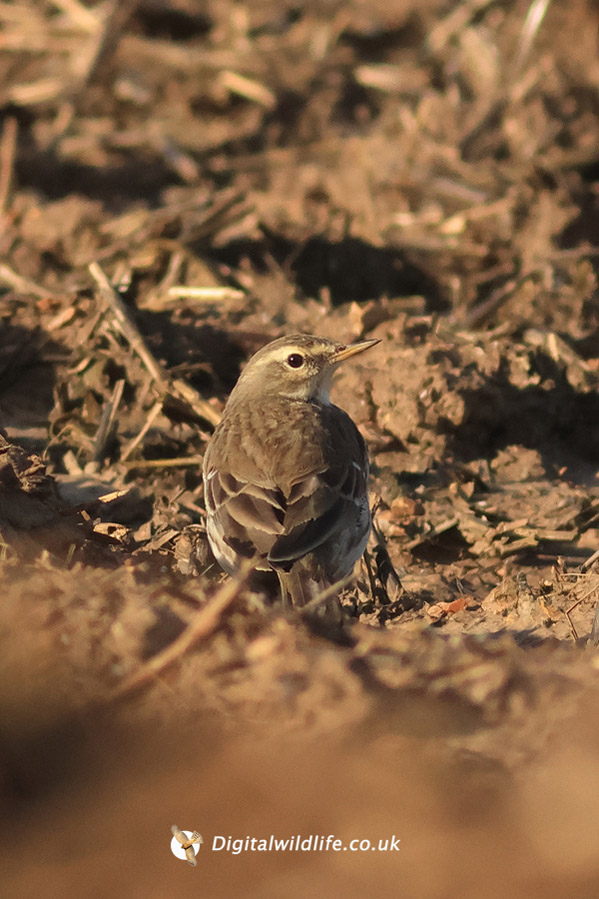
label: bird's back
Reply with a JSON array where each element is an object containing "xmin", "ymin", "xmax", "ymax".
[{"xmin": 203, "ymin": 395, "xmax": 370, "ymax": 587}]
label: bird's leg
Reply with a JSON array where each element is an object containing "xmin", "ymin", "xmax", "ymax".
[
  {"xmin": 276, "ymin": 567, "xmax": 312, "ymax": 607},
  {"xmin": 276, "ymin": 570, "xmax": 293, "ymax": 608},
  {"xmin": 276, "ymin": 566, "xmax": 347, "ymax": 623}
]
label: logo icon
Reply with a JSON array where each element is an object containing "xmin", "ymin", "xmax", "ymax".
[{"xmin": 170, "ymin": 825, "xmax": 203, "ymax": 866}]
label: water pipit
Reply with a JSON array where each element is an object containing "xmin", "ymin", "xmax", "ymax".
[{"xmin": 203, "ymin": 334, "xmax": 379, "ymax": 606}]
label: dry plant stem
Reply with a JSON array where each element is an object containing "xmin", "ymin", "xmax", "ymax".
[
  {"xmin": 90, "ymin": 261, "xmax": 166, "ymax": 383},
  {"xmin": 590, "ymin": 603, "xmax": 599, "ymax": 647},
  {"xmin": 561, "ymin": 577, "xmax": 599, "ymax": 642},
  {"xmin": 94, "ymin": 378, "xmax": 125, "ymax": 462},
  {"xmin": 168, "ymin": 377, "xmax": 222, "ymax": 427},
  {"xmin": 581, "ymin": 547, "xmax": 599, "ymax": 573},
  {"xmin": 514, "ymin": 0, "xmax": 553, "ymax": 72},
  {"xmin": 122, "ymin": 454, "xmax": 205, "ymax": 471},
  {"xmin": 0, "ymin": 116, "xmax": 17, "ymax": 216},
  {"xmin": 80, "ymin": 0, "xmax": 142, "ymax": 89},
  {"xmin": 89, "ymin": 262, "xmax": 221, "ymax": 427},
  {"xmin": 565, "ymin": 602, "xmax": 581, "ymax": 641},
  {"xmin": 465, "ymin": 276, "xmax": 525, "ymax": 329},
  {"xmin": 0, "ymin": 263, "xmax": 61, "ymax": 299},
  {"xmin": 120, "ymin": 400, "xmax": 163, "ymax": 461},
  {"xmin": 110, "ymin": 562, "xmax": 254, "ymax": 701},
  {"xmin": 219, "ymin": 70, "xmax": 276, "ymax": 108},
  {"xmin": 167, "ymin": 286, "xmax": 246, "ymax": 302},
  {"xmin": 428, "ymin": 0, "xmax": 495, "ymax": 52},
  {"xmin": 405, "ymin": 516, "xmax": 460, "ymax": 551}
]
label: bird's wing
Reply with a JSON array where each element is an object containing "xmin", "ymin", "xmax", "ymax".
[
  {"xmin": 204, "ymin": 467, "xmax": 287, "ymax": 558},
  {"xmin": 203, "ymin": 402, "xmax": 368, "ymax": 567},
  {"xmin": 267, "ymin": 449, "xmax": 368, "ymax": 567}
]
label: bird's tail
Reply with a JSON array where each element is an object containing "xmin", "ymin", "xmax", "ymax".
[
  {"xmin": 276, "ymin": 566, "xmax": 318, "ymax": 607},
  {"xmin": 276, "ymin": 564, "xmax": 344, "ymax": 616}
]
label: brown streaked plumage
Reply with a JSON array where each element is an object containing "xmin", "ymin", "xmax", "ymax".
[{"xmin": 202, "ymin": 334, "xmax": 379, "ymax": 607}]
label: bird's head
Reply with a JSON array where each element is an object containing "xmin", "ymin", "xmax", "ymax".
[{"xmin": 231, "ymin": 334, "xmax": 380, "ymax": 403}]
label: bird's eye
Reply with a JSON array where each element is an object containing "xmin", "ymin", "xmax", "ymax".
[{"xmin": 286, "ymin": 353, "xmax": 305, "ymax": 369}]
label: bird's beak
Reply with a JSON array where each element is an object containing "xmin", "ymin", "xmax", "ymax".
[{"xmin": 331, "ymin": 338, "xmax": 381, "ymax": 364}]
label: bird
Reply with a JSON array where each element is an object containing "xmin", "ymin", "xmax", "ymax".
[{"xmin": 202, "ymin": 333, "xmax": 380, "ymax": 608}]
